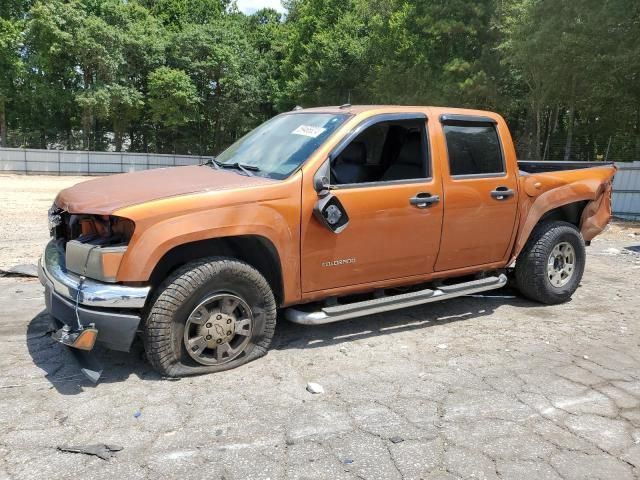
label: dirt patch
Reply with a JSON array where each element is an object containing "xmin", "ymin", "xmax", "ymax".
[{"xmin": 0, "ymin": 174, "xmax": 87, "ymax": 270}]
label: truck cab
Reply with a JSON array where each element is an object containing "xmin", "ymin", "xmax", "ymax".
[{"xmin": 39, "ymin": 105, "xmax": 616, "ymax": 380}]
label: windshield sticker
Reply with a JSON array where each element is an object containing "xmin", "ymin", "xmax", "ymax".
[{"xmin": 292, "ymin": 125, "xmax": 327, "ymax": 138}]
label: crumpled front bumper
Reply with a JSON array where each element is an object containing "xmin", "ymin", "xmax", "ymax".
[{"xmin": 38, "ymin": 240, "xmax": 151, "ymax": 353}]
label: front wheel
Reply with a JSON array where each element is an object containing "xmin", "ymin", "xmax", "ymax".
[
  {"xmin": 515, "ymin": 221, "xmax": 586, "ymax": 305},
  {"xmin": 143, "ymin": 258, "xmax": 277, "ymax": 377}
]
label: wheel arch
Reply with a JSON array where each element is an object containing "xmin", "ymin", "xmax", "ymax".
[
  {"xmin": 511, "ymin": 195, "xmax": 596, "ymax": 261},
  {"xmin": 148, "ymin": 235, "xmax": 285, "ymax": 305},
  {"xmin": 537, "ymin": 200, "xmax": 589, "ymax": 228}
]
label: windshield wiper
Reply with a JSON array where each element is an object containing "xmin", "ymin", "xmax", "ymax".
[
  {"xmin": 219, "ymin": 162, "xmax": 260, "ymax": 177},
  {"xmin": 201, "ymin": 158, "xmax": 222, "ymax": 169}
]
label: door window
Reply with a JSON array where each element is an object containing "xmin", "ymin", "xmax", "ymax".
[
  {"xmin": 331, "ymin": 119, "xmax": 429, "ymax": 185},
  {"xmin": 443, "ymin": 123, "xmax": 504, "ymax": 176}
]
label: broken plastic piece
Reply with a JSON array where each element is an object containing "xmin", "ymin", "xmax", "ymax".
[
  {"xmin": 57, "ymin": 444, "xmax": 123, "ymax": 460},
  {"xmin": 52, "ymin": 326, "xmax": 98, "ymax": 351}
]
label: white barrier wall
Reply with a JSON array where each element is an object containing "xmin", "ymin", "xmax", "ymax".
[
  {"xmin": 0, "ymin": 148, "xmax": 211, "ymax": 175},
  {"xmin": 612, "ymin": 161, "xmax": 640, "ymax": 220}
]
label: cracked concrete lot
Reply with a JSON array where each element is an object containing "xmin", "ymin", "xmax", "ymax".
[{"xmin": 1, "ymin": 175, "xmax": 640, "ymax": 480}]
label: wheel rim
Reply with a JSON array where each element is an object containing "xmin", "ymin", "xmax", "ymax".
[
  {"xmin": 183, "ymin": 293, "xmax": 253, "ymax": 366},
  {"xmin": 547, "ymin": 241, "xmax": 576, "ymax": 288}
]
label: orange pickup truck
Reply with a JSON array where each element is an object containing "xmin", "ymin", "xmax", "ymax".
[{"xmin": 39, "ymin": 105, "xmax": 615, "ymax": 381}]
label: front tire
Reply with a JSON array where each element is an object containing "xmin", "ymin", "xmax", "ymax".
[
  {"xmin": 143, "ymin": 258, "xmax": 277, "ymax": 377},
  {"xmin": 515, "ymin": 221, "xmax": 586, "ymax": 305}
]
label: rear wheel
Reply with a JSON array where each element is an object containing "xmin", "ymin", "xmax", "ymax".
[
  {"xmin": 515, "ymin": 221, "xmax": 586, "ymax": 304},
  {"xmin": 143, "ymin": 257, "xmax": 277, "ymax": 377}
]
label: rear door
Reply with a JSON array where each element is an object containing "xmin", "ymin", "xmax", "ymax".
[{"xmin": 435, "ymin": 114, "xmax": 519, "ymax": 271}]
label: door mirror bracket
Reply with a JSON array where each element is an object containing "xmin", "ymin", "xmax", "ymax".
[
  {"xmin": 312, "ymin": 159, "xmax": 349, "ymax": 233},
  {"xmin": 313, "ymin": 159, "xmax": 331, "ymax": 197}
]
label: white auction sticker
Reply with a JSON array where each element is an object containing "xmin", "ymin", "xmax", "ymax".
[{"xmin": 292, "ymin": 125, "xmax": 326, "ymax": 138}]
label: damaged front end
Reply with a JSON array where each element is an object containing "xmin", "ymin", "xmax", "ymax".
[{"xmin": 40, "ymin": 205, "xmax": 150, "ymax": 382}]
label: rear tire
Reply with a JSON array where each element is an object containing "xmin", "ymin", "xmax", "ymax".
[
  {"xmin": 143, "ymin": 257, "xmax": 277, "ymax": 377},
  {"xmin": 515, "ymin": 221, "xmax": 586, "ymax": 305}
]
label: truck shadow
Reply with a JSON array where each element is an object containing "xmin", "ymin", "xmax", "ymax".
[
  {"xmin": 272, "ymin": 288, "xmax": 537, "ymax": 350},
  {"xmin": 26, "ymin": 310, "xmax": 161, "ymax": 395},
  {"xmin": 26, "ymin": 288, "xmax": 542, "ymax": 394}
]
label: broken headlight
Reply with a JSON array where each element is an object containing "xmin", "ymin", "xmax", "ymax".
[
  {"xmin": 60, "ymin": 213, "xmax": 135, "ymax": 283},
  {"xmin": 48, "ymin": 205, "xmax": 63, "ymax": 235}
]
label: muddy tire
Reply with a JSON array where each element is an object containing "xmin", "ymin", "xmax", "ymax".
[
  {"xmin": 143, "ymin": 257, "xmax": 277, "ymax": 377},
  {"xmin": 515, "ymin": 221, "xmax": 586, "ymax": 305}
]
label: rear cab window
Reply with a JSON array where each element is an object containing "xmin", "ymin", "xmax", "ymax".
[{"xmin": 441, "ymin": 115, "xmax": 504, "ymax": 177}]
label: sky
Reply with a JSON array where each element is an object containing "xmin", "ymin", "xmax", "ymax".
[{"xmin": 236, "ymin": 0, "xmax": 285, "ymax": 14}]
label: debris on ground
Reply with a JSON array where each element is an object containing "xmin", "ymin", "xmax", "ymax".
[
  {"xmin": 133, "ymin": 410, "xmax": 142, "ymax": 418},
  {"xmin": 604, "ymin": 247, "xmax": 621, "ymax": 255},
  {"xmin": 306, "ymin": 382, "xmax": 324, "ymax": 394},
  {"xmin": 436, "ymin": 344, "xmax": 448, "ymax": 350},
  {"xmin": 0, "ymin": 264, "xmax": 38, "ymax": 278},
  {"xmin": 57, "ymin": 444, "xmax": 123, "ymax": 460},
  {"xmin": 389, "ymin": 436, "xmax": 404, "ymax": 444},
  {"xmin": 342, "ymin": 459, "xmax": 354, "ymax": 464}
]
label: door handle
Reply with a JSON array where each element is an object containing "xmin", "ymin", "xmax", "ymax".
[
  {"xmin": 409, "ymin": 192, "xmax": 440, "ymax": 209},
  {"xmin": 490, "ymin": 186, "xmax": 515, "ymax": 200}
]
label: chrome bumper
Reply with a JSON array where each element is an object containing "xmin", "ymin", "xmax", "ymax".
[{"xmin": 38, "ymin": 240, "xmax": 150, "ymax": 309}]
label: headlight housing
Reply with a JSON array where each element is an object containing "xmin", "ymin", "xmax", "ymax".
[
  {"xmin": 65, "ymin": 241, "xmax": 128, "ymax": 283},
  {"xmin": 49, "ymin": 205, "xmax": 136, "ymax": 283}
]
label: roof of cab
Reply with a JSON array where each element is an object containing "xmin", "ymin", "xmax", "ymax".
[{"xmin": 294, "ymin": 105, "xmax": 502, "ymax": 121}]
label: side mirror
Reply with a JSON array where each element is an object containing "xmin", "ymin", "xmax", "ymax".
[{"xmin": 313, "ymin": 194, "xmax": 349, "ymax": 234}]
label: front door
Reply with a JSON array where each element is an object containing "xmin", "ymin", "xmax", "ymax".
[
  {"xmin": 435, "ymin": 114, "xmax": 519, "ymax": 271},
  {"xmin": 300, "ymin": 114, "xmax": 444, "ymax": 293}
]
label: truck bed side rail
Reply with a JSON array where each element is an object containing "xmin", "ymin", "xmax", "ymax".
[{"xmin": 518, "ymin": 160, "xmax": 614, "ymax": 174}]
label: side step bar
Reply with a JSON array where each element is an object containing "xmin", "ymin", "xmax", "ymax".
[{"xmin": 284, "ymin": 274, "xmax": 508, "ymax": 325}]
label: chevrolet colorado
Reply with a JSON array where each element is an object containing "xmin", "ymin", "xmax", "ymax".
[{"xmin": 39, "ymin": 105, "xmax": 616, "ymax": 380}]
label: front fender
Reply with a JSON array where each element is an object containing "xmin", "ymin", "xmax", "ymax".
[{"xmin": 116, "ymin": 201, "xmax": 300, "ymax": 301}]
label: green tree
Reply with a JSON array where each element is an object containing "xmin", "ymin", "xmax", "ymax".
[
  {"xmin": 23, "ymin": 0, "xmax": 83, "ymax": 148},
  {"xmin": 0, "ymin": 18, "xmax": 21, "ymax": 146},
  {"xmin": 140, "ymin": 0, "xmax": 230, "ymax": 27},
  {"xmin": 281, "ymin": 0, "xmax": 370, "ymax": 107},
  {"xmin": 105, "ymin": 85, "xmax": 144, "ymax": 152},
  {"xmin": 148, "ymin": 66, "xmax": 199, "ymax": 152},
  {"xmin": 169, "ymin": 17, "xmax": 263, "ymax": 152}
]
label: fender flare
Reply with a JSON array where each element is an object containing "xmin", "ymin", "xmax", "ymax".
[{"xmin": 510, "ymin": 178, "xmax": 607, "ymax": 261}]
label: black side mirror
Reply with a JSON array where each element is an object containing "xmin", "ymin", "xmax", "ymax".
[{"xmin": 313, "ymin": 194, "xmax": 349, "ymax": 234}]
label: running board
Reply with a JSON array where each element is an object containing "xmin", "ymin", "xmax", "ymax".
[{"xmin": 284, "ymin": 274, "xmax": 508, "ymax": 325}]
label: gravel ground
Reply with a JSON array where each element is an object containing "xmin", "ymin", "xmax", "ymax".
[
  {"xmin": 0, "ymin": 174, "xmax": 86, "ymax": 270},
  {"xmin": 1, "ymin": 175, "xmax": 640, "ymax": 480}
]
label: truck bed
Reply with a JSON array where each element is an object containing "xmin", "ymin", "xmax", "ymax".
[{"xmin": 518, "ymin": 160, "xmax": 614, "ymax": 174}]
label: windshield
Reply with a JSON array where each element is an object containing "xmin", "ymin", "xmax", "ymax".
[{"xmin": 215, "ymin": 113, "xmax": 350, "ymax": 179}]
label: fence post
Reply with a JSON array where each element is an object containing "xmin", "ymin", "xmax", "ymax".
[
  {"xmin": 57, "ymin": 150, "xmax": 61, "ymax": 175},
  {"xmin": 24, "ymin": 148, "xmax": 27, "ymax": 175},
  {"xmin": 120, "ymin": 153, "xmax": 124, "ymax": 173},
  {"xmin": 86, "ymin": 151, "xmax": 90, "ymax": 175}
]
